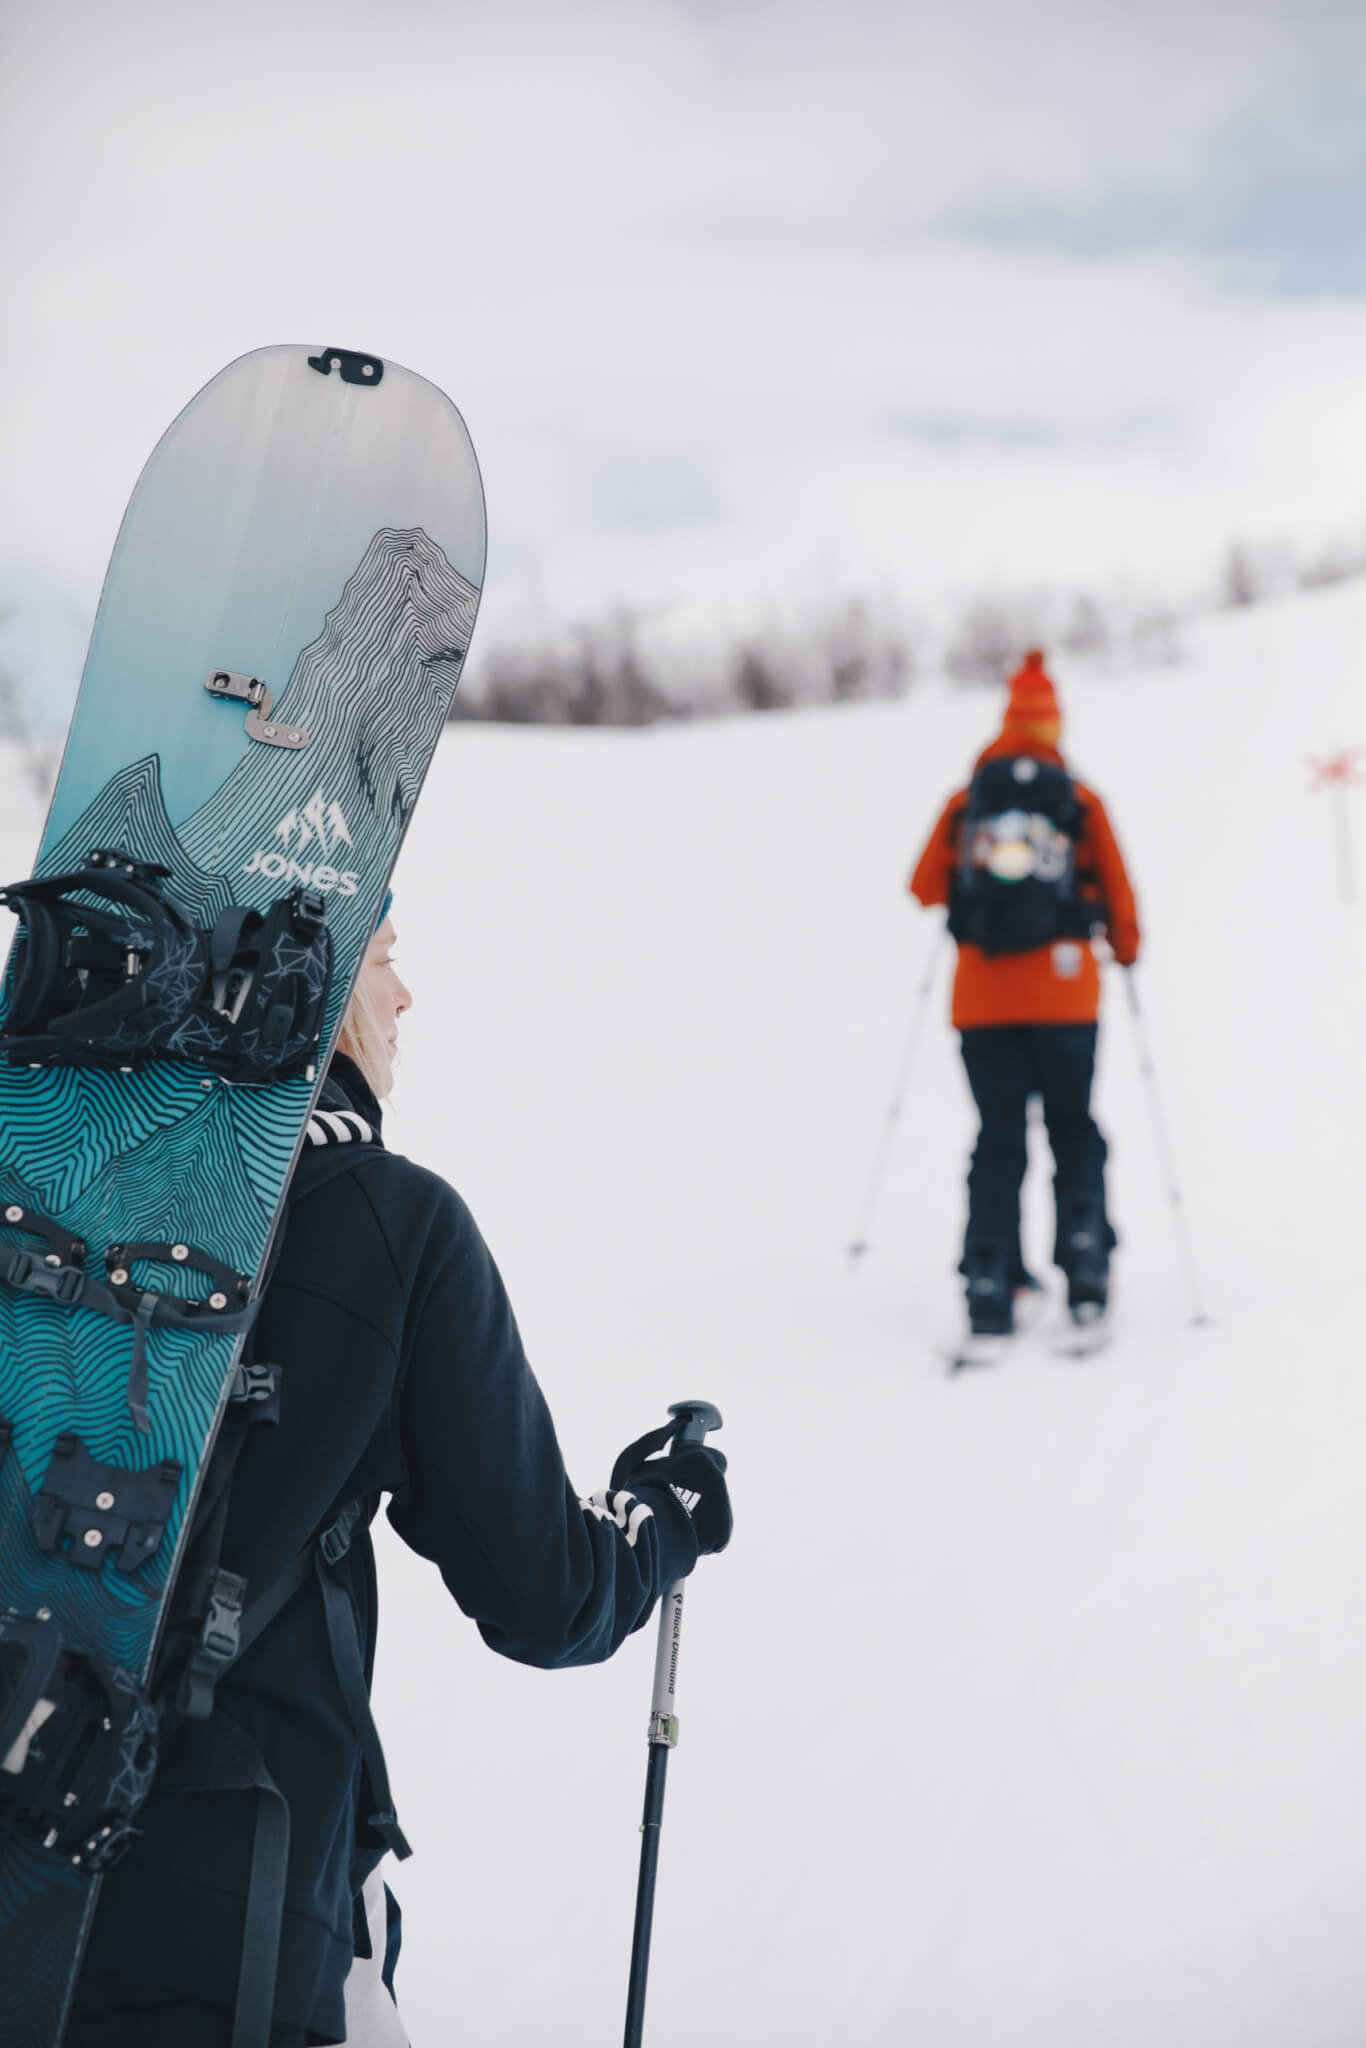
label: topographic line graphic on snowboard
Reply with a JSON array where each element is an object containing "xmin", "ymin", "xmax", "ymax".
[{"xmin": 0, "ymin": 344, "xmax": 485, "ymax": 2046}]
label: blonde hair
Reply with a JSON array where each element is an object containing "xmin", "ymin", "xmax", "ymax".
[{"xmin": 335, "ymin": 971, "xmax": 394, "ymax": 1101}]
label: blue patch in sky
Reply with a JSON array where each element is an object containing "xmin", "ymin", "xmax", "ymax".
[
  {"xmin": 942, "ymin": 91, "xmax": 1366, "ymax": 298},
  {"xmin": 884, "ymin": 411, "xmax": 1180, "ymax": 453}
]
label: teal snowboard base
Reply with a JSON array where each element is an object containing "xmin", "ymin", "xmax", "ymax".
[{"xmin": 0, "ymin": 344, "xmax": 485, "ymax": 2045}]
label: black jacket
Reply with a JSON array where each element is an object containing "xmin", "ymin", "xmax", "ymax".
[{"xmin": 82, "ymin": 1057, "xmax": 698, "ymax": 2040}]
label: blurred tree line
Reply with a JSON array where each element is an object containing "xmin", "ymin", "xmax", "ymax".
[{"xmin": 450, "ymin": 520, "xmax": 1366, "ymax": 725}]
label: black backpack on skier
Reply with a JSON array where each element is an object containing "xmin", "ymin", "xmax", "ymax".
[
  {"xmin": 144, "ymin": 1100, "xmax": 408, "ymax": 2047},
  {"xmin": 947, "ymin": 755, "xmax": 1097, "ymax": 958}
]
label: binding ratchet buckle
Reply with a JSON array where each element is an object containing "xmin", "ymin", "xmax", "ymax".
[{"xmin": 0, "ymin": 847, "xmax": 332, "ymax": 1083}]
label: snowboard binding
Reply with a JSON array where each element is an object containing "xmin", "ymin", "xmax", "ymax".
[
  {"xmin": 0, "ymin": 1610, "xmax": 158, "ymax": 1870},
  {"xmin": 0, "ymin": 847, "xmax": 332, "ymax": 1082}
]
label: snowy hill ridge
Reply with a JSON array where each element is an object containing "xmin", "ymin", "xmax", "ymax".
[{"xmin": 1, "ymin": 578, "xmax": 1363, "ymax": 2046}]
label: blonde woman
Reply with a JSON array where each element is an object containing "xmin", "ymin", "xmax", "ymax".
[{"xmin": 72, "ymin": 909, "xmax": 732, "ymax": 2048}]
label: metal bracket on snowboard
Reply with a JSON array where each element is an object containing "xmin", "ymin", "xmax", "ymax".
[
  {"xmin": 306, "ymin": 345, "xmax": 384, "ymax": 387},
  {"xmin": 31, "ymin": 1435, "xmax": 183, "ymax": 1575},
  {"xmin": 203, "ymin": 669, "xmax": 309, "ymax": 750},
  {"xmin": 1, "ymin": 1201, "xmax": 260, "ymax": 1438}
]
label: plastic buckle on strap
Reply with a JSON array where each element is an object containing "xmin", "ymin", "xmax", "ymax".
[
  {"xmin": 230, "ymin": 1361, "xmax": 278, "ymax": 1407},
  {"xmin": 319, "ymin": 1516, "xmax": 353, "ymax": 1568},
  {"xmin": 0, "ymin": 1247, "xmax": 86, "ymax": 1307},
  {"xmin": 203, "ymin": 1574, "xmax": 245, "ymax": 1664},
  {"xmin": 178, "ymin": 1569, "xmax": 246, "ymax": 1722},
  {"xmin": 319, "ymin": 1498, "xmax": 367, "ymax": 1568}
]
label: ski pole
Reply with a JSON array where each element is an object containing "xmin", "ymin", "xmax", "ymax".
[
  {"xmin": 847, "ymin": 919, "xmax": 947, "ymax": 1271},
  {"xmin": 623, "ymin": 1398, "xmax": 723, "ymax": 2048},
  {"xmin": 1120, "ymin": 969, "xmax": 1211, "ymax": 1326}
]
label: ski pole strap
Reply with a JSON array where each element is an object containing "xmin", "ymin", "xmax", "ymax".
[{"xmin": 609, "ymin": 1417, "xmax": 680, "ymax": 1490}]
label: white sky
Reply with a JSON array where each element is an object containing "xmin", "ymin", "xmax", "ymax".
[{"xmin": 4, "ymin": 0, "xmax": 1366, "ymax": 649}]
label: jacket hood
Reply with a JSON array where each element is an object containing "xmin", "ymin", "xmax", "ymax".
[{"xmin": 320, "ymin": 1052, "xmax": 384, "ymax": 1142}]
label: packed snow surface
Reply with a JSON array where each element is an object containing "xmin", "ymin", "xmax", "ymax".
[{"xmin": 3, "ymin": 582, "xmax": 1364, "ymax": 2045}]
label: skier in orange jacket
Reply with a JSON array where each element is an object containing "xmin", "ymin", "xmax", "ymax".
[{"xmin": 909, "ymin": 650, "xmax": 1140, "ymax": 1350}]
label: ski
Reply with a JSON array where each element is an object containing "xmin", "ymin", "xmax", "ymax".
[
  {"xmin": 945, "ymin": 1331, "xmax": 1012, "ymax": 1372},
  {"xmin": 1052, "ymin": 1308, "xmax": 1113, "ymax": 1360},
  {"xmin": 944, "ymin": 1296, "xmax": 1114, "ymax": 1371}
]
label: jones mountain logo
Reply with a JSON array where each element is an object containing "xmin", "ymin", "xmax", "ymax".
[
  {"xmin": 277, "ymin": 794, "xmax": 352, "ymax": 856},
  {"xmin": 243, "ymin": 792, "xmax": 361, "ymax": 895}
]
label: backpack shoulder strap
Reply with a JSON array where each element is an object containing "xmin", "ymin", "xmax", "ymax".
[
  {"xmin": 157, "ymin": 1355, "xmax": 284, "ymax": 1725},
  {"xmin": 233, "ymin": 1495, "xmax": 410, "ymax": 1861}
]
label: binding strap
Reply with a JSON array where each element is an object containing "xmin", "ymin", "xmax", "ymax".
[{"xmin": 0, "ymin": 846, "xmax": 331, "ymax": 1082}]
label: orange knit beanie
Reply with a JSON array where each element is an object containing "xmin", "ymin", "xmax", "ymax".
[{"xmin": 1001, "ymin": 648, "xmax": 1061, "ymax": 739}]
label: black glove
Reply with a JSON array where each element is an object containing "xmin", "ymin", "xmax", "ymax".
[{"xmin": 611, "ymin": 1421, "xmax": 732, "ymax": 1556}]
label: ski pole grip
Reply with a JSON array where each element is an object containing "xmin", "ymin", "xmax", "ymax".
[
  {"xmin": 646, "ymin": 1402, "xmax": 722, "ymax": 1745},
  {"xmin": 667, "ymin": 1398, "xmax": 722, "ymax": 1447}
]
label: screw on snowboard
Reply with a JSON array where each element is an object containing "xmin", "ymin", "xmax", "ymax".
[{"xmin": 0, "ymin": 344, "xmax": 485, "ymax": 2046}]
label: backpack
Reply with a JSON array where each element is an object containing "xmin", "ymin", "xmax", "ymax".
[
  {"xmin": 947, "ymin": 755, "xmax": 1096, "ymax": 958},
  {"xmin": 147, "ymin": 1111, "xmax": 410, "ymax": 2046}
]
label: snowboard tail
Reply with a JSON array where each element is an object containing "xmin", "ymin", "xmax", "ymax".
[{"xmin": 0, "ymin": 345, "xmax": 485, "ymax": 2043}]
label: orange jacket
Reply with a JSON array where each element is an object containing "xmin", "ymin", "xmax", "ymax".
[{"xmin": 909, "ymin": 737, "xmax": 1140, "ymax": 1029}]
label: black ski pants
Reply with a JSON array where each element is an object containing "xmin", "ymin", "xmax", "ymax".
[{"xmin": 958, "ymin": 1022, "xmax": 1114, "ymax": 1286}]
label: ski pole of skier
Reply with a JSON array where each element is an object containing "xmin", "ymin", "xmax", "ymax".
[
  {"xmin": 847, "ymin": 921, "xmax": 947, "ymax": 1271},
  {"xmin": 624, "ymin": 1399, "xmax": 724, "ymax": 2048},
  {"xmin": 1120, "ymin": 969, "xmax": 1211, "ymax": 1326}
]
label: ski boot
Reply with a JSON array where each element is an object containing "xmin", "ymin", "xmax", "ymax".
[
  {"xmin": 1056, "ymin": 1195, "xmax": 1110, "ymax": 1352},
  {"xmin": 951, "ymin": 1243, "xmax": 1013, "ymax": 1371}
]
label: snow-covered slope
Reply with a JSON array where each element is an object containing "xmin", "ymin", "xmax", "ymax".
[{"xmin": 2, "ymin": 580, "xmax": 1363, "ymax": 2046}]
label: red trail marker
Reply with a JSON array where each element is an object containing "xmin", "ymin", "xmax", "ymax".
[{"xmin": 1307, "ymin": 747, "xmax": 1362, "ymax": 903}]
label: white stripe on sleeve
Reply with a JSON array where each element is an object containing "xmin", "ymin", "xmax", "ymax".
[{"xmin": 579, "ymin": 1487, "xmax": 654, "ymax": 1549}]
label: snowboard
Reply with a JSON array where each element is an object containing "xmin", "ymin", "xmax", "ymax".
[{"xmin": 0, "ymin": 343, "xmax": 485, "ymax": 2045}]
